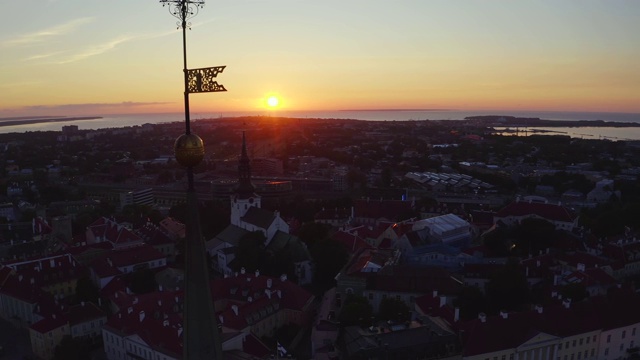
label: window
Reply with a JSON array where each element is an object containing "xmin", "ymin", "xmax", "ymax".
[
  {"xmin": 593, "ymin": 335, "xmax": 597, "ymax": 342},
  {"xmin": 633, "ymin": 328, "xmax": 637, "ymax": 336},
  {"xmin": 591, "ymin": 349, "xmax": 595, "ymax": 357},
  {"xmin": 579, "ymin": 338, "xmax": 583, "ymax": 345},
  {"xmin": 577, "ymin": 353, "xmax": 581, "ymax": 360},
  {"xmin": 368, "ymin": 293, "xmax": 373, "ymax": 300},
  {"xmin": 620, "ymin": 343, "xmax": 624, "ymax": 351},
  {"xmin": 502, "ymin": 356, "xmax": 506, "ymax": 360},
  {"xmin": 623, "ymin": 330, "xmax": 627, "ymax": 339},
  {"xmin": 607, "ymin": 334, "xmax": 612, "ymax": 343},
  {"xmin": 605, "ymin": 348, "xmax": 609, "ymax": 355},
  {"xmin": 573, "ymin": 340, "xmax": 577, "ymax": 347},
  {"xmin": 586, "ymin": 337, "xmax": 590, "ymax": 344},
  {"xmin": 559, "ymin": 343, "xmax": 563, "ymax": 350}
]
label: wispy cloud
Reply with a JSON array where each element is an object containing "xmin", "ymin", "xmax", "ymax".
[
  {"xmin": 56, "ymin": 35, "xmax": 134, "ymax": 64},
  {"xmin": 25, "ymin": 51, "xmax": 65, "ymax": 61},
  {"xmin": 3, "ymin": 17, "xmax": 94, "ymax": 47},
  {"xmin": 23, "ymin": 101, "xmax": 173, "ymax": 111}
]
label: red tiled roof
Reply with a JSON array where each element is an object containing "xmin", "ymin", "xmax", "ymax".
[
  {"xmin": 241, "ymin": 333, "xmax": 272, "ymax": 358},
  {"xmin": 460, "ymin": 293, "xmax": 640, "ymax": 357},
  {"xmin": 495, "ymin": 201, "xmax": 576, "ymax": 223},
  {"xmin": 135, "ymin": 223, "xmax": 175, "ymax": 246},
  {"xmin": 331, "ymin": 231, "xmax": 371, "ymax": 254},
  {"xmin": 366, "ymin": 265, "xmax": 461, "ymax": 295},
  {"xmin": 30, "ymin": 313, "xmax": 67, "ymax": 334},
  {"xmin": 90, "ymin": 244, "xmax": 165, "ymax": 278},
  {"xmin": 1, "ymin": 255, "xmax": 86, "ymax": 294},
  {"xmin": 159, "ymin": 217, "xmax": 185, "ymax": 238},
  {"xmin": 66, "ymin": 302, "xmax": 106, "ymax": 325},
  {"xmin": 87, "ymin": 217, "xmax": 143, "ymax": 247},
  {"xmin": 314, "ymin": 208, "xmax": 351, "ymax": 221},
  {"xmin": 353, "ymin": 199, "xmax": 412, "ymax": 221}
]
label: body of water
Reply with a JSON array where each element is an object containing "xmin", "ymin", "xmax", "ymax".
[{"xmin": 1, "ymin": 110, "xmax": 639, "ymax": 139}]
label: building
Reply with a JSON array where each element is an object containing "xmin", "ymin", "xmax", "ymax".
[{"xmin": 494, "ymin": 199, "xmax": 579, "ymax": 231}]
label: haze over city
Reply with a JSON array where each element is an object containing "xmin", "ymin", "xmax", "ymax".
[{"xmin": 1, "ymin": 0, "xmax": 639, "ymax": 118}]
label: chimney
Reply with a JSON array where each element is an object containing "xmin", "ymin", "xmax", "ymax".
[
  {"xmin": 454, "ymin": 307, "xmax": 460, "ymax": 322},
  {"xmin": 81, "ymin": 301, "xmax": 85, "ymax": 307},
  {"xmin": 562, "ymin": 299, "xmax": 571, "ymax": 309},
  {"xmin": 536, "ymin": 260, "xmax": 541, "ymax": 267},
  {"xmin": 439, "ymin": 295, "xmax": 446, "ymax": 308},
  {"xmin": 18, "ymin": 275, "xmax": 23, "ymax": 282},
  {"xmin": 139, "ymin": 310, "xmax": 145, "ymax": 322},
  {"xmin": 267, "ymin": 278, "xmax": 272, "ymax": 288},
  {"xmin": 551, "ymin": 291, "xmax": 558, "ymax": 298},
  {"xmin": 535, "ymin": 305, "xmax": 543, "ymax": 314},
  {"xmin": 157, "ymin": 299, "xmax": 162, "ymax": 307},
  {"xmin": 218, "ymin": 315, "xmax": 224, "ymax": 324},
  {"xmin": 265, "ymin": 289, "xmax": 271, "ymax": 299},
  {"xmin": 280, "ymin": 274, "xmax": 287, "ymax": 282},
  {"xmin": 163, "ymin": 320, "xmax": 169, "ymax": 327},
  {"xmin": 277, "ymin": 290, "xmax": 282, "ymax": 298},
  {"xmin": 478, "ymin": 313, "xmax": 487, "ymax": 323},
  {"xmin": 255, "ymin": 269, "xmax": 260, "ymax": 277},
  {"xmin": 50, "ymin": 259, "xmax": 55, "ymax": 268},
  {"xmin": 128, "ymin": 307, "xmax": 133, "ymax": 314},
  {"xmin": 499, "ymin": 310, "xmax": 508, "ymax": 319},
  {"xmin": 30, "ymin": 278, "xmax": 35, "ymax": 285},
  {"xmin": 241, "ymin": 267, "xmax": 246, "ymax": 275},
  {"xmin": 232, "ymin": 305, "xmax": 239, "ymax": 316},
  {"xmin": 432, "ymin": 290, "xmax": 438, "ymax": 298},
  {"xmin": 177, "ymin": 327, "xmax": 183, "ymax": 337},
  {"xmin": 577, "ymin": 263, "xmax": 585, "ymax": 272},
  {"xmin": 133, "ymin": 297, "xmax": 139, "ymax": 304}
]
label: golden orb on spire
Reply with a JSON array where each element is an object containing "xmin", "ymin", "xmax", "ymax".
[{"xmin": 174, "ymin": 133, "xmax": 205, "ymax": 167}]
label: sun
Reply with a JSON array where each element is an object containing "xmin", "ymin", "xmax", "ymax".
[{"xmin": 267, "ymin": 96, "xmax": 279, "ymax": 108}]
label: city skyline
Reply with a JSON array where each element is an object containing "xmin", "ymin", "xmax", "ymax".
[{"xmin": 1, "ymin": 0, "xmax": 639, "ymax": 118}]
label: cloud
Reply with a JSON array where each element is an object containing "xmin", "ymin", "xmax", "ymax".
[
  {"xmin": 3, "ymin": 17, "xmax": 94, "ymax": 47},
  {"xmin": 23, "ymin": 101, "xmax": 173, "ymax": 110},
  {"xmin": 25, "ymin": 51, "xmax": 65, "ymax": 61},
  {"xmin": 56, "ymin": 36, "xmax": 135, "ymax": 64}
]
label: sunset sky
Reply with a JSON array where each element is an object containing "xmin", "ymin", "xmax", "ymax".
[{"xmin": 1, "ymin": 0, "xmax": 639, "ymax": 117}]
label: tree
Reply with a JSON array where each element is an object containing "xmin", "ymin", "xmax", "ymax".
[
  {"xmin": 338, "ymin": 295, "xmax": 373, "ymax": 327},
  {"xmin": 297, "ymin": 222, "xmax": 330, "ymax": 250},
  {"xmin": 311, "ymin": 238, "xmax": 349, "ymax": 291},
  {"xmin": 53, "ymin": 336, "xmax": 91, "ymax": 360},
  {"xmin": 129, "ymin": 268, "xmax": 157, "ymax": 294},
  {"xmin": 486, "ymin": 259, "xmax": 530, "ymax": 312},
  {"xmin": 453, "ymin": 286, "xmax": 488, "ymax": 321},
  {"xmin": 74, "ymin": 277, "xmax": 99, "ymax": 305},
  {"xmin": 377, "ymin": 298, "xmax": 410, "ymax": 323},
  {"xmin": 560, "ymin": 283, "xmax": 589, "ymax": 303},
  {"xmin": 234, "ymin": 231, "xmax": 267, "ymax": 272}
]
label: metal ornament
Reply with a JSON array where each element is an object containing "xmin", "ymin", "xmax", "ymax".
[{"xmin": 187, "ymin": 66, "xmax": 227, "ymax": 93}]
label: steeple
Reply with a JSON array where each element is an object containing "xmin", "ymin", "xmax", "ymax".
[{"xmin": 236, "ymin": 131, "xmax": 255, "ymax": 199}]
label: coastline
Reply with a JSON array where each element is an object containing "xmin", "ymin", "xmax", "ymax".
[{"xmin": 0, "ymin": 116, "xmax": 103, "ymax": 127}]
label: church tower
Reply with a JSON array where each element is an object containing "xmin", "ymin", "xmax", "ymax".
[{"xmin": 231, "ymin": 131, "xmax": 261, "ymax": 226}]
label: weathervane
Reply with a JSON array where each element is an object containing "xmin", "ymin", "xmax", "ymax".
[{"xmin": 159, "ymin": 0, "xmax": 224, "ymax": 359}]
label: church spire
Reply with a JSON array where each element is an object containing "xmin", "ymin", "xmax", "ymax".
[{"xmin": 236, "ymin": 131, "xmax": 255, "ymax": 198}]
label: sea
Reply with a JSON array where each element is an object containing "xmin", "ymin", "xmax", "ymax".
[{"xmin": 1, "ymin": 110, "xmax": 640, "ymax": 140}]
